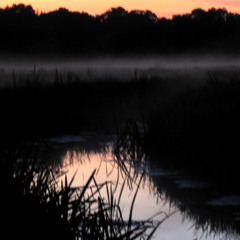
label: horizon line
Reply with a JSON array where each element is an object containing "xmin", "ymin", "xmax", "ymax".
[{"xmin": 0, "ymin": 3, "xmax": 238, "ymax": 19}]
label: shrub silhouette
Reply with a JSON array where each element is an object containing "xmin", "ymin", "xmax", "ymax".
[{"xmin": 0, "ymin": 4, "xmax": 240, "ymax": 54}]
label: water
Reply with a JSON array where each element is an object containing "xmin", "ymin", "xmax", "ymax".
[{"xmin": 37, "ymin": 133, "xmax": 240, "ymax": 240}]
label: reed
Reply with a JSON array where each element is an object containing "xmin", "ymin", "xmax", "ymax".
[
  {"xmin": 0, "ymin": 71, "xmax": 163, "ymax": 150},
  {"xmin": 112, "ymin": 115, "xmax": 240, "ymax": 239},
  {"xmin": 145, "ymin": 78, "xmax": 240, "ymax": 187},
  {"xmin": 1, "ymin": 154, "xmax": 164, "ymax": 240}
]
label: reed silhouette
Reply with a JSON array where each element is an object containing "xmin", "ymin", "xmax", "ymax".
[
  {"xmin": 113, "ymin": 118, "xmax": 240, "ymax": 239},
  {"xmin": 0, "ymin": 71, "xmax": 167, "ymax": 151},
  {"xmin": 148, "ymin": 168, "xmax": 240, "ymax": 239},
  {"xmin": 145, "ymin": 78, "xmax": 240, "ymax": 193},
  {"xmin": 0, "ymin": 146, "xmax": 165, "ymax": 240}
]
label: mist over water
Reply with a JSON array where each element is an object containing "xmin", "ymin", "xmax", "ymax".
[
  {"xmin": 1, "ymin": 55, "xmax": 240, "ymax": 71},
  {"xmin": 1, "ymin": 54, "xmax": 240, "ymax": 87}
]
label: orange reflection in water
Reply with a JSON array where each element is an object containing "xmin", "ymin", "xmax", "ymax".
[
  {"xmin": 56, "ymin": 147, "xmax": 207, "ymax": 240},
  {"xmin": 60, "ymin": 147, "xmax": 167, "ymax": 221}
]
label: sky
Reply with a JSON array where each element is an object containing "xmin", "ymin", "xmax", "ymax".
[{"xmin": 1, "ymin": 0, "xmax": 240, "ymax": 18}]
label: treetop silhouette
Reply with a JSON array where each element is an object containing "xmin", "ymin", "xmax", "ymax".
[{"xmin": 0, "ymin": 4, "xmax": 239, "ymax": 55}]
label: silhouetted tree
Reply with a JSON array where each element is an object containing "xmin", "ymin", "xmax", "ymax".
[
  {"xmin": 6, "ymin": 4, "xmax": 35, "ymax": 16},
  {"xmin": 0, "ymin": 4, "xmax": 240, "ymax": 54}
]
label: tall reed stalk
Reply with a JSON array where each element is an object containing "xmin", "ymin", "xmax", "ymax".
[{"xmin": 1, "ymin": 155, "xmax": 165, "ymax": 240}]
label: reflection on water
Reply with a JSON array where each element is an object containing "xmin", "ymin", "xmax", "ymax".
[{"xmin": 40, "ymin": 134, "xmax": 239, "ymax": 240}]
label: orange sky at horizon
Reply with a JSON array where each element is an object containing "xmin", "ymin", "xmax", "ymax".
[{"xmin": 1, "ymin": 0, "xmax": 240, "ymax": 18}]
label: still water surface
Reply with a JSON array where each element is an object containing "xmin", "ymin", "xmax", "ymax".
[{"xmin": 39, "ymin": 133, "xmax": 239, "ymax": 240}]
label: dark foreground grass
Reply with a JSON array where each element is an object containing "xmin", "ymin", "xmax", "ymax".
[
  {"xmin": 0, "ymin": 153, "xmax": 165, "ymax": 240},
  {"xmin": 0, "ymin": 72, "xmax": 166, "ymax": 151},
  {"xmin": 0, "ymin": 67, "xmax": 209, "ymax": 151},
  {"xmin": 145, "ymin": 79, "xmax": 240, "ymax": 192},
  {"xmin": 113, "ymin": 117, "xmax": 240, "ymax": 239}
]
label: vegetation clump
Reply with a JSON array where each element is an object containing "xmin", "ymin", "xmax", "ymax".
[
  {"xmin": 145, "ymin": 79, "xmax": 240, "ymax": 191},
  {"xmin": 0, "ymin": 4, "xmax": 239, "ymax": 54},
  {"xmin": 0, "ymin": 151, "xmax": 163, "ymax": 240}
]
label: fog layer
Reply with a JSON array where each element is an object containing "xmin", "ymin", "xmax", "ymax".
[{"xmin": 1, "ymin": 55, "xmax": 240, "ymax": 87}]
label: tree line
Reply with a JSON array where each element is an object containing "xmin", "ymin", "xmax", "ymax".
[{"xmin": 0, "ymin": 4, "xmax": 240, "ymax": 55}]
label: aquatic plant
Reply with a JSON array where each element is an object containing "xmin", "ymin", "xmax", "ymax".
[
  {"xmin": 1, "ymin": 155, "xmax": 164, "ymax": 240},
  {"xmin": 145, "ymin": 79, "xmax": 240, "ymax": 185}
]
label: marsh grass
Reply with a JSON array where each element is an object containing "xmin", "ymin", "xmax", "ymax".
[
  {"xmin": 1, "ymin": 150, "xmax": 165, "ymax": 240},
  {"xmin": 2, "ymin": 68, "xmax": 240, "ymax": 238},
  {"xmin": 145, "ymin": 78, "xmax": 240, "ymax": 190},
  {"xmin": 148, "ymin": 171, "xmax": 240, "ymax": 239},
  {"xmin": 113, "ymin": 118, "xmax": 240, "ymax": 239},
  {"xmin": 1, "ymin": 66, "xmax": 213, "ymax": 150},
  {"xmin": 0, "ymin": 70, "xmax": 167, "ymax": 151}
]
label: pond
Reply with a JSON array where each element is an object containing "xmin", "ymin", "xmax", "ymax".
[{"xmin": 35, "ymin": 132, "xmax": 240, "ymax": 240}]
